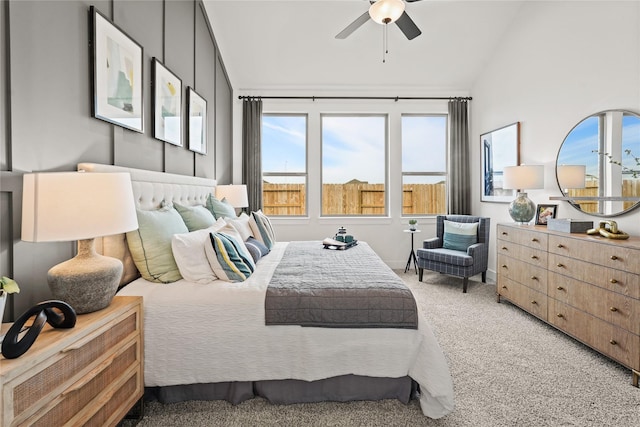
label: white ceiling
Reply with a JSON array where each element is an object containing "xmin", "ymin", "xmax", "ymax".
[{"xmin": 203, "ymin": 0, "xmax": 527, "ymax": 94}]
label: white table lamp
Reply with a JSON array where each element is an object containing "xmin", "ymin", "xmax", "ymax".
[
  {"xmin": 557, "ymin": 165, "xmax": 586, "ymax": 190},
  {"xmin": 216, "ymin": 184, "xmax": 249, "ymax": 212},
  {"xmin": 21, "ymin": 172, "xmax": 138, "ymax": 314},
  {"xmin": 503, "ymin": 165, "xmax": 544, "ymax": 224}
]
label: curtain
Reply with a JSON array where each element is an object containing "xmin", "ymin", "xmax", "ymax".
[
  {"xmin": 448, "ymin": 99, "xmax": 471, "ymax": 215},
  {"xmin": 242, "ymin": 98, "xmax": 263, "ymax": 212}
]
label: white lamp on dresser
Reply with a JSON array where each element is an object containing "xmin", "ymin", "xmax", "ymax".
[
  {"xmin": 21, "ymin": 171, "xmax": 138, "ymax": 314},
  {"xmin": 216, "ymin": 184, "xmax": 249, "ymax": 213}
]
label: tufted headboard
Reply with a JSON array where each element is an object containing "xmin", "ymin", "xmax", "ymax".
[{"xmin": 77, "ymin": 163, "xmax": 217, "ymax": 285}]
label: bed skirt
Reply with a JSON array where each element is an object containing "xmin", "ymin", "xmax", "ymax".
[{"xmin": 145, "ymin": 375, "xmax": 418, "ymax": 406}]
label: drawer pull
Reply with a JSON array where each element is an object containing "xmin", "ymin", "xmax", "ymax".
[
  {"xmin": 61, "ymin": 353, "xmax": 118, "ymax": 396},
  {"xmin": 557, "ymin": 244, "xmax": 564, "ymax": 248},
  {"xmin": 556, "ymin": 286, "xmax": 565, "ymax": 291},
  {"xmin": 610, "ymin": 339, "xmax": 617, "ymax": 345},
  {"xmin": 609, "ymin": 278, "xmax": 618, "ymax": 284},
  {"xmin": 531, "ymin": 255, "xmax": 538, "ymax": 260},
  {"xmin": 502, "ymin": 231, "xmax": 508, "ymax": 235},
  {"xmin": 610, "ymin": 307, "xmax": 618, "ymax": 312},
  {"xmin": 610, "ymin": 255, "xmax": 618, "ymax": 261},
  {"xmin": 531, "ymin": 300, "xmax": 537, "ymax": 305},
  {"xmin": 531, "ymin": 238, "xmax": 539, "ymax": 242},
  {"xmin": 556, "ymin": 313, "xmax": 564, "ymax": 318},
  {"xmin": 531, "ymin": 276, "xmax": 538, "ymax": 281},
  {"xmin": 502, "ymin": 265, "xmax": 508, "ymax": 269},
  {"xmin": 502, "ymin": 246, "xmax": 508, "ymax": 251},
  {"xmin": 502, "ymin": 285, "xmax": 508, "ymax": 289},
  {"xmin": 556, "ymin": 263, "xmax": 565, "ymax": 268}
]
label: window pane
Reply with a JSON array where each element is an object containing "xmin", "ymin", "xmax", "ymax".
[
  {"xmin": 401, "ymin": 115, "xmax": 447, "ymax": 215},
  {"xmin": 322, "ymin": 115, "xmax": 386, "ymax": 216},
  {"xmin": 262, "ymin": 115, "xmax": 307, "ymax": 216}
]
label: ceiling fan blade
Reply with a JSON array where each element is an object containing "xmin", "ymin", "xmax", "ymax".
[
  {"xmin": 395, "ymin": 11, "xmax": 422, "ymax": 40},
  {"xmin": 335, "ymin": 11, "xmax": 371, "ymax": 39}
]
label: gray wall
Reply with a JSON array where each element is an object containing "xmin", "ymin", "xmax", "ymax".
[{"xmin": 0, "ymin": 0, "xmax": 233, "ymax": 320}]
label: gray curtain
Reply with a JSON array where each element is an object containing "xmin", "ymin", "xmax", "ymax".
[
  {"xmin": 242, "ymin": 99, "xmax": 263, "ymax": 212},
  {"xmin": 448, "ymin": 99, "xmax": 471, "ymax": 214}
]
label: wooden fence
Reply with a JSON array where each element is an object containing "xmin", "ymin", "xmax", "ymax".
[{"xmin": 263, "ymin": 182, "xmax": 446, "ymax": 216}]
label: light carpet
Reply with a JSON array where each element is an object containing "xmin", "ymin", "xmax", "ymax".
[{"xmin": 122, "ymin": 270, "xmax": 640, "ymax": 426}]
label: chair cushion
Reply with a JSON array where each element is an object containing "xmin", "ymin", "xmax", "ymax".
[
  {"xmin": 417, "ymin": 248, "xmax": 473, "ymax": 267},
  {"xmin": 443, "ymin": 220, "xmax": 478, "ymax": 251}
]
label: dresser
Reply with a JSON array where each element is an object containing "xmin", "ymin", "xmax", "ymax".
[
  {"xmin": 0, "ymin": 296, "xmax": 143, "ymax": 426},
  {"xmin": 497, "ymin": 223, "xmax": 639, "ymax": 387}
]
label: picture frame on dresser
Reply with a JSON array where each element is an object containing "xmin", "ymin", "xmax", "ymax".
[
  {"xmin": 187, "ymin": 87, "xmax": 208, "ymax": 155},
  {"xmin": 481, "ymin": 122, "xmax": 520, "ymax": 203},
  {"xmin": 152, "ymin": 58, "xmax": 182, "ymax": 146},
  {"xmin": 89, "ymin": 6, "xmax": 144, "ymax": 133},
  {"xmin": 535, "ymin": 204, "xmax": 557, "ymax": 225}
]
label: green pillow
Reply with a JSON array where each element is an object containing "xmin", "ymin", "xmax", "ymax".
[
  {"xmin": 442, "ymin": 220, "xmax": 478, "ymax": 251},
  {"xmin": 126, "ymin": 207, "xmax": 189, "ymax": 283},
  {"xmin": 206, "ymin": 194, "xmax": 237, "ymax": 219},
  {"xmin": 174, "ymin": 202, "xmax": 216, "ymax": 231}
]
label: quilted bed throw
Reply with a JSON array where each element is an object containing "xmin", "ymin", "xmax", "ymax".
[{"xmin": 265, "ymin": 241, "xmax": 418, "ymax": 329}]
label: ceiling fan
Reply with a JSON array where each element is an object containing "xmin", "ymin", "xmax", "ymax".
[{"xmin": 335, "ymin": 0, "xmax": 423, "ymax": 41}]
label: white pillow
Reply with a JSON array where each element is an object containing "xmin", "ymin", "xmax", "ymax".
[
  {"xmin": 171, "ymin": 218, "xmax": 226, "ymax": 283},
  {"xmin": 225, "ymin": 212, "xmax": 253, "ymax": 241}
]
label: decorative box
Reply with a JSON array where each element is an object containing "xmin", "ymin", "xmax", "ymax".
[{"xmin": 546, "ymin": 218, "xmax": 593, "ymax": 233}]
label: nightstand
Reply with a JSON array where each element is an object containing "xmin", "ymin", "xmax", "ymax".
[{"xmin": 0, "ymin": 296, "xmax": 143, "ymax": 427}]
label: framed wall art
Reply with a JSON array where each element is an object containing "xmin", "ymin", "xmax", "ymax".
[
  {"xmin": 535, "ymin": 204, "xmax": 558, "ymax": 225},
  {"xmin": 481, "ymin": 122, "xmax": 520, "ymax": 202},
  {"xmin": 187, "ymin": 87, "xmax": 207, "ymax": 155},
  {"xmin": 152, "ymin": 58, "xmax": 182, "ymax": 146},
  {"xmin": 90, "ymin": 6, "xmax": 144, "ymax": 133}
]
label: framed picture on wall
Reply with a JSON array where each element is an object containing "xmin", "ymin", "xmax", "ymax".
[
  {"xmin": 152, "ymin": 58, "xmax": 182, "ymax": 146},
  {"xmin": 535, "ymin": 204, "xmax": 558, "ymax": 225},
  {"xmin": 187, "ymin": 87, "xmax": 207, "ymax": 155},
  {"xmin": 481, "ymin": 122, "xmax": 520, "ymax": 203},
  {"xmin": 90, "ymin": 6, "xmax": 144, "ymax": 133}
]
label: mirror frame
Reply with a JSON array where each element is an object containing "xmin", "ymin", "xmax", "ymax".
[
  {"xmin": 480, "ymin": 122, "xmax": 520, "ymax": 203},
  {"xmin": 555, "ymin": 109, "xmax": 640, "ymax": 218}
]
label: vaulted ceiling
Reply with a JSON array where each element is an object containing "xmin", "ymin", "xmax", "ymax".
[{"xmin": 203, "ymin": 0, "xmax": 526, "ymax": 94}]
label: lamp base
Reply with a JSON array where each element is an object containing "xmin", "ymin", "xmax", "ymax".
[
  {"xmin": 47, "ymin": 239, "xmax": 123, "ymax": 314},
  {"xmin": 508, "ymin": 192, "xmax": 536, "ymax": 224}
]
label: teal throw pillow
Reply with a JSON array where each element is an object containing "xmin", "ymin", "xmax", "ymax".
[
  {"xmin": 205, "ymin": 230, "xmax": 255, "ymax": 282},
  {"xmin": 206, "ymin": 194, "xmax": 237, "ymax": 219},
  {"xmin": 442, "ymin": 220, "xmax": 478, "ymax": 251},
  {"xmin": 174, "ymin": 202, "xmax": 216, "ymax": 231}
]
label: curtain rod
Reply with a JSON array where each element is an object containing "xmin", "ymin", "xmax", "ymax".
[{"xmin": 238, "ymin": 95, "xmax": 472, "ymax": 102}]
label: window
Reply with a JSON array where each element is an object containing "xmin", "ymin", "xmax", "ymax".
[
  {"xmin": 321, "ymin": 115, "xmax": 387, "ymax": 216},
  {"xmin": 401, "ymin": 115, "xmax": 447, "ymax": 215},
  {"xmin": 261, "ymin": 114, "xmax": 307, "ymax": 216}
]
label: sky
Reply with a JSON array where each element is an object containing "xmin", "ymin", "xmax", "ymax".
[{"xmin": 262, "ymin": 114, "xmax": 447, "ymax": 184}]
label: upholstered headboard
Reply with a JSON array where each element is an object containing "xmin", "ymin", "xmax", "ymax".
[{"xmin": 77, "ymin": 163, "xmax": 217, "ymax": 285}]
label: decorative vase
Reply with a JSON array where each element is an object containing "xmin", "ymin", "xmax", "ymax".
[{"xmin": 409, "ymin": 224, "xmax": 417, "ymax": 231}]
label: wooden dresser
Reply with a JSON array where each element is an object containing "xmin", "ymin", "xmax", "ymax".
[
  {"xmin": 0, "ymin": 296, "xmax": 143, "ymax": 426},
  {"xmin": 497, "ymin": 223, "xmax": 639, "ymax": 387}
]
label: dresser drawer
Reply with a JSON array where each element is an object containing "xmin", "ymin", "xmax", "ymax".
[
  {"xmin": 497, "ymin": 225, "xmax": 547, "ymax": 250},
  {"xmin": 549, "ymin": 299, "xmax": 639, "ymax": 371},
  {"xmin": 498, "ymin": 276, "xmax": 547, "ymax": 321},
  {"xmin": 497, "ymin": 254, "xmax": 547, "ymax": 294},
  {"xmin": 548, "ymin": 272, "xmax": 638, "ymax": 335},
  {"xmin": 549, "ymin": 253, "xmax": 640, "ymax": 299},
  {"xmin": 549, "ymin": 234, "xmax": 640, "ymax": 273},
  {"xmin": 497, "ymin": 240, "xmax": 547, "ymax": 268}
]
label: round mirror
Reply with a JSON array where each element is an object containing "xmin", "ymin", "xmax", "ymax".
[{"xmin": 556, "ymin": 109, "xmax": 640, "ymax": 217}]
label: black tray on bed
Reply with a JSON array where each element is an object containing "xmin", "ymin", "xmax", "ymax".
[{"xmin": 322, "ymin": 237, "xmax": 358, "ymax": 250}]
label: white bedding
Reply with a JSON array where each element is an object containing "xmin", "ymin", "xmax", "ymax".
[{"xmin": 117, "ymin": 241, "xmax": 455, "ymax": 418}]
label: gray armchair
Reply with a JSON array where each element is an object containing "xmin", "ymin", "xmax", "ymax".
[{"xmin": 416, "ymin": 215, "xmax": 490, "ymax": 293}]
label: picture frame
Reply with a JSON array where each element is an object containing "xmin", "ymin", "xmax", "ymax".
[
  {"xmin": 187, "ymin": 87, "xmax": 207, "ymax": 155},
  {"xmin": 152, "ymin": 58, "xmax": 182, "ymax": 146},
  {"xmin": 535, "ymin": 204, "xmax": 558, "ymax": 226},
  {"xmin": 90, "ymin": 6, "xmax": 144, "ymax": 133},
  {"xmin": 481, "ymin": 122, "xmax": 520, "ymax": 203}
]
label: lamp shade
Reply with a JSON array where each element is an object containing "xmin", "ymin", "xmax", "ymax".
[
  {"xmin": 369, "ymin": 0, "xmax": 405, "ymax": 24},
  {"xmin": 557, "ymin": 165, "xmax": 586, "ymax": 189},
  {"xmin": 503, "ymin": 165, "xmax": 545, "ymax": 190},
  {"xmin": 215, "ymin": 184, "xmax": 248, "ymax": 208},
  {"xmin": 22, "ymin": 172, "xmax": 138, "ymax": 242}
]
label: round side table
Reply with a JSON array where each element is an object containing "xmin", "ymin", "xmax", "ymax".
[{"xmin": 403, "ymin": 229, "xmax": 420, "ymax": 274}]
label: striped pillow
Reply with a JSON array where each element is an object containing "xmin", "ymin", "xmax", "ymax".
[
  {"xmin": 249, "ymin": 210, "xmax": 276, "ymax": 249},
  {"xmin": 205, "ymin": 229, "xmax": 255, "ymax": 282},
  {"xmin": 442, "ymin": 220, "xmax": 478, "ymax": 251}
]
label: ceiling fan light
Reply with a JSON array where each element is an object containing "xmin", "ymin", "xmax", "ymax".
[{"xmin": 369, "ymin": 0, "xmax": 406, "ymax": 25}]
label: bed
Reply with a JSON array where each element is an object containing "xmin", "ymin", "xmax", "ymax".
[{"xmin": 77, "ymin": 163, "xmax": 455, "ymax": 419}]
